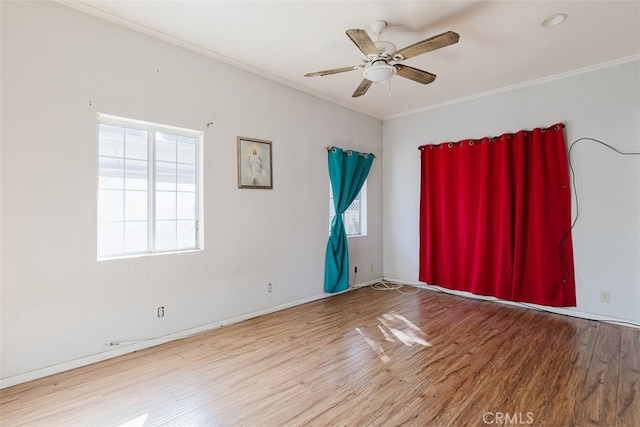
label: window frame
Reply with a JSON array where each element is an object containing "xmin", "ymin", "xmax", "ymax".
[
  {"xmin": 329, "ymin": 180, "xmax": 367, "ymax": 238},
  {"xmin": 97, "ymin": 113, "xmax": 203, "ymax": 259}
]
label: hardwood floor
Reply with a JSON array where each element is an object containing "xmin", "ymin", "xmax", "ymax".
[{"xmin": 1, "ymin": 286, "xmax": 638, "ymax": 426}]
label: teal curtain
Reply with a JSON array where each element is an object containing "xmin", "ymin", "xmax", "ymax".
[{"xmin": 324, "ymin": 147, "xmax": 374, "ymax": 293}]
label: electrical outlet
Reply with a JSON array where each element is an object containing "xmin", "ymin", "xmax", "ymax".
[
  {"xmin": 268, "ymin": 283, "xmax": 273, "ymax": 293},
  {"xmin": 600, "ymin": 291, "xmax": 610, "ymax": 303},
  {"xmin": 354, "ymin": 266, "xmax": 358, "ymax": 273},
  {"xmin": 157, "ymin": 306, "xmax": 165, "ymax": 317}
]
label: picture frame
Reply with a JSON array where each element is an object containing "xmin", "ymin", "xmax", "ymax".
[{"xmin": 237, "ymin": 137, "xmax": 273, "ymax": 189}]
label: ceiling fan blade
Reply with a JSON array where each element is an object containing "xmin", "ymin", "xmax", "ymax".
[
  {"xmin": 395, "ymin": 64, "xmax": 437, "ymax": 84},
  {"xmin": 346, "ymin": 29, "xmax": 379, "ymax": 57},
  {"xmin": 393, "ymin": 31, "xmax": 460, "ymax": 60},
  {"xmin": 352, "ymin": 79, "xmax": 373, "ymax": 98},
  {"xmin": 304, "ymin": 66, "xmax": 360, "ymax": 77}
]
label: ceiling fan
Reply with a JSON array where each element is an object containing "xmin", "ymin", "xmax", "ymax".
[{"xmin": 305, "ymin": 20, "xmax": 459, "ymax": 98}]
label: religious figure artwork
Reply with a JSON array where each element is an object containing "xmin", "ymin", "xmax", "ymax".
[{"xmin": 237, "ymin": 137, "xmax": 273, "ymax": 189}]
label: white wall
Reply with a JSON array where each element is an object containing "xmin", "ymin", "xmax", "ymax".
[
  {"xmin": 0, "ymin": 1, "xmax": 383, "ymax": 384},
  {"xmin": 383, "ymin": 58, "xmax": 640, "ymax": 324},
  {"xmin": 3, "ymin": 0, "xmax": 637, "ymax": 388}
]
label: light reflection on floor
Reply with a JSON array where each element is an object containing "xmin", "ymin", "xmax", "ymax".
[
  {"xmin": 117, "ymin": 413, "xmax": 148, "ymax": 427},
  {"xmin": 356, "ymin": 311, "xmax": 432, "ymax": 363}
]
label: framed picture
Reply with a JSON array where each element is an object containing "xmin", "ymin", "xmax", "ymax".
[{"xmin": 237, "ymin": 137, "xmax": 273, "ymax": 189}]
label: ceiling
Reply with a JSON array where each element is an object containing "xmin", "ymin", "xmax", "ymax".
[{"xmin": 62, "ymin": 1, "xmax": 640, "ymax": 119}]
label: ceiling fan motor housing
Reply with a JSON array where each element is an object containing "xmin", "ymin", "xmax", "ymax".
[{"xmin": 374, "ymin": 40, "xmax": 397, "ymax": 56}]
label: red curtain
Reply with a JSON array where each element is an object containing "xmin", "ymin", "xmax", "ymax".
[{"xmin": 419, "ymin": 123, "xmax": 576, "ymax": 307}]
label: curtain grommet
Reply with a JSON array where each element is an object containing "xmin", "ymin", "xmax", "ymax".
[
  {"xmin": 430, "ymin": 145, "xmax": 434, "ymax": 150},
  {"xmin": 448, "ymin": 143, "xmax": 453, "ymax": 148},
  {"xmin": 347, "ymin": 150, "xmax": 353, "ymax": 156},
  {"xmin": 331, "ymin": 147, "xmax": 337, "ymax": 153},
  {"xmin": 469, "ymin": 141, "xmax": 474, "ymax": 146}
]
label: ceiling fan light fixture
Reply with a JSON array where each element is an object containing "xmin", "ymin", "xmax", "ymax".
[{"xmin": 363, "ymin": 63, "xmax": 396, "ymax": 83}]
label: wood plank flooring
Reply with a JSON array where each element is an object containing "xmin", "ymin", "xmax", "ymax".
[{"xmin": 1, "ymin": 286, "xmax": 638, "ymax": 426}]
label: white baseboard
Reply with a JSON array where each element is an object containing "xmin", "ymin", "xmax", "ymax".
[
  {"xmin": 351, "ymin": 277, "xmax": 385, "ymax": 290},
  {"xmin": 1, "ymin": 278, "xmax": 387, "ymax": 389},
  {"xmin": 11, "ymin": 274, "xmax": 631, "ymax": 389},
  {"xmin": 383, "ymin": 277, "xmax": 640, "ymax": 329},
  {"xmin": 2, "ymin": 286, "xmax": 361, "ymax": 389}
]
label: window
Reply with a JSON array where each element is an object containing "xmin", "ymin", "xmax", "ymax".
[
  {"xmin": 329, "ymin": 181, "xmax": 367, "ymax": 237},
  {"xmin": 97, "ymin": 114, "xmax": 202, "ymax": 258}
]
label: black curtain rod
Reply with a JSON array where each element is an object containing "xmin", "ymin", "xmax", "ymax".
[{"xmin": 325, "ymin": 146, "xmax": 376, "ymax": 158}]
